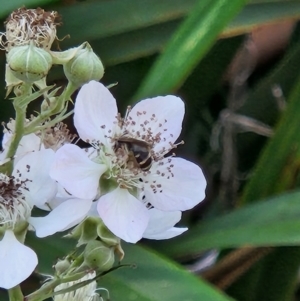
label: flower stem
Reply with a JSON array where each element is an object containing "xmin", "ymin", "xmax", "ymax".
[
  {"xmin": 4, "ymin": 99, "xmax": 26, "ymax": 175},
  {"xmin": 8, "ymin": 285, "xmax": 23, "ymax": 301}
]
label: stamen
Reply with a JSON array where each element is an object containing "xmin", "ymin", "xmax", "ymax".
[{"xmin": 0, "ymin": 174, "xmax": 32, "ymax": 230}]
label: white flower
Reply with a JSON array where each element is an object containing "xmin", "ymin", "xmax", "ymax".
[
  {"xmin": 0, "ymin": 149, "xmax": 55, "ymax": 289},
  {"xmin": 0, "ymin": 148, "xmax": 90, "ymax": 289},
  {"xmin": 0, "ymin": 121, "xmax": 89, "ymax": 238},
  {"xmin": 51, "ymin": 81, "xmax": 207, "ymax": 243}
]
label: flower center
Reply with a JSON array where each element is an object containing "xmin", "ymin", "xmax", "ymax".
[
  {"xmin": 88, "ymin": 106, "xmax": 184, "ymax": 196},
  {"xmin": 0, "ymin": 173, "xmax": 32, "ymax": 231}
]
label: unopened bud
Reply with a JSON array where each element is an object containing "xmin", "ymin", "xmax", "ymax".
[
  {"xmin": 54, "ymin": 258, "xmax": 71, "ymax": 275},
  {"xmin": 66, "ymin": 217, "xmax": 99, "ymax": 247},
  {"xmin": 63, "ymin": 42, "xmax": 104, "ymax": 87},
  {"xmin": 97, "ymin": 221, "xmax": 120, "ymax": 247},
  {"xmin": 7, "ymin": 42, "xmax": 52, "ymax": 83},
  {"xmin": 83, "ymin": 240, "xmax": 114, "ymax": 272}
]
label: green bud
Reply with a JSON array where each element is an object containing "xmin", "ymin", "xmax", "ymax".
[
  {"xmin": 63, "ymin": 42, "xmax": 104, "ymax": 87},
  {"xmin": 54, "ymin": 258, "xmax": 71, "ymax": 275},
  {"xmin": 5, "ymin": 64, "xmax": 22, "ymax": 97},
  {"xmin": 97, "ymin": 221, "xmax": 120, "ymax": 247},
  {"xmin": 83, "ymin": 240, "xmax": 115, "ymax": 272},
  {"xmin": 41, "ymin": 96, "xmax": 57, "ymax": 112},
  {"xmin": 66, "ymin": 217, "xmax": 99, "ymax": 247},
  {"xmin": 7, "ymin": 42, "xmax": 52, "ymax": 83}
]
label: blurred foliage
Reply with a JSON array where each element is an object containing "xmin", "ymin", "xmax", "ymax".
[{"xmin": 2, "ymin": 0, "xmax": 300, "ymax": 300}]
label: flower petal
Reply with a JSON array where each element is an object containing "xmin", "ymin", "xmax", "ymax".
[
  {"xmin": 50, "ymin": 144, "xmax": 107, "ymax": 200},
  {"xmin": 29, "ymin": 198, "xmax": 93, "ymax": 237},
  {"xmin": 0, "ymin": 230, "xmax": 38, "ymax": 289},
  {"xmin": 143, "ymin": 157, "xmax": 206, "ymax": 211},
  {"xmin": 143, "ymin": 208, "xmax": 187, "ymax": 239},
  {"xmin": 74, "ymin": 81, "xmax": 119, "ymax": 145},
  {"xmin": 97, "ymin": 187, "xmax": 149, "ymax": 243},
  {"xmin": 144, "ymin": 226, "xmax": 187, "ymax": 240},
  {"xmin": 125, "ymin": 95, "xmax": 184, "ymax": 154},
  {"xmin": 13, "ymin": 149, "xmax": 57, "ymax": 208},
  {"xmin": 1, "ymin": 133, "xmax": 42, "ymax": 163},
  {"xmin": 16, "ymin": 133, "xmax": 43, "ymax": 158}
]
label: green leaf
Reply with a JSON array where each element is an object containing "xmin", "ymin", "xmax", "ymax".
[
  {"xmin": 91, "ymin": 20, "xmax": 182, "ymax": 66},
  {"xmin": 56, "ymin": 0, "xmax": 196, "ymax": 47},
  {"xmin": 131, "ymin": 0, "xmax": 248, "ymax": 100},
  {"xmin": 0, "ymin": 0, "xmax": 59, "ymax": 18},
  {"xmin": 99, "ymin": 1, "xmax": 300, "ymax": 66},
  {"xmin": 251, "ymin": 247, "xmax": 300, "ymax": 301},
  {"xmin": 241, "ymin": 47, "xmax": 300, "ymax": 203},
  {"xmin": 226, "ymin": 26, "xmax": 300, "ymax": 301},
  {"xmin": 100, "ymin": 244, "xmax": 235, "ymax": 301},
  {"xmin": 152, "ymin": 190, "xmax": 300, "ymax": 258},
  {"xmin": 58, "ymin": 1, "xmax": 300, "ymax": 68},
  {"xmin": 223, "ymin": 1, "xmax": 300, "ymax": 38}
]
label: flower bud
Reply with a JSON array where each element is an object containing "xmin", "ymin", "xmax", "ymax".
[
  {"xmin": 83, "ymin": 240, "xmax": 114, "ymax": 272},
  {"xmin": 7, "ymin": 42, "xmax": 52, "ymax": 83},
  {"xmin": 54, "ymin": 258, "xmax": 71, "ymax": 275},
  {"xmin": 66, "ymin": 217, "xmax": 99, "ymax": 247},
  {"xmin": 63, "ymin": 42, "xmax": 104, "ymax": 87},
  {"xmin": 97, "ymin": 221, "xmax": 120, "ymax": 247}
]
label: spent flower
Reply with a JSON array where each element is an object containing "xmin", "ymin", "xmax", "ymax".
[
  {"xmin": 1, "ymin": 7, "xmax": 59, "ymax": 51},
  {"xmin": 54, "ymin": 271, "xmax": 102, "ymax": 301}
]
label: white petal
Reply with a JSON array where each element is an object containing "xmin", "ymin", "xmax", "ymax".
[
  {"xmin": 143, "ymin": 226, "xmax": 187, "ymax": 240},
  {"xmin": 146, "ymin": 208, "xmax": 181, "ymax": 232},
  {"xmin": 1, "ymin": 131, "xmax": 12, "ymax": 149},
  {"xmin": 74, "ymin": 81, "xmax": 118, "ymax": 145},
  {"xmin": 2, "ymin": 134, "xmax": 43, "ymax": 164},
  {"xmin": 143, "ymin": 208, "xmax": 187, "ymax": 239},
  {"xmin": 16, "ymin": 134, "xmax": 43, "ymax": 158},
  {"xmin": 29, "ymin": 198, "xmax": 93, "ymax": 237},
  {"xmin": 125, "ymin": 95, "xmax": 184, "ymax": 154},
  {"xmin": 143, "ymin": 157, "xmax": 206, "ymax": 211},
  {"xmin": 97, "ymin": 188, "xmax": 149, "ymax": 243},
  {"xmin": 36, "ymin": 183, "xmax": 73, "ymax": 211},
  {"xmin": 50, "ymin": 144, "xmax": 107, "ymax": 200},
  {"xmin": 13, "ymin": 149, "xmax": 57, "ymax": 207},
  {"xmin": 0, "ymin": 230, "xmax": 38, "ymax": 289},
  {"xmin": 87, "ymin": 200, "xmax": 99, "ymax": 217}
]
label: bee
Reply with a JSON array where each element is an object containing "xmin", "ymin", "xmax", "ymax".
[{"xmin": 114, "ymin": 136, "xmax": 152, "ymax": 171}]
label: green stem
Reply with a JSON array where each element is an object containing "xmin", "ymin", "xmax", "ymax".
[
  {"xmin": 8, "ymin": 285, "xmax": 23, "ymax": 301},
  {"xmin": 4, "ymin": 101, "xmax": 26, "ymax": 175},
  {"xmin": 24, "ymin": 82, "xmax": 77, "ymax": 135},
  {"xmin": 24, "ymin": 277, "xmax": 61, "ymax": 301}
]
